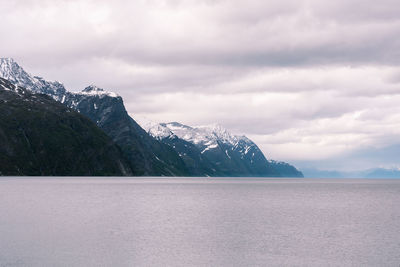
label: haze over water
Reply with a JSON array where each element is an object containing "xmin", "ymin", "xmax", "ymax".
[{"xmin": 1, "ymin": 178, "xmax": 399, "ymax": 266}]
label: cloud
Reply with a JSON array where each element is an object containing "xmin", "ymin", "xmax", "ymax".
[
  {"xmin": 1, "ymin": 0, "xmax": 400, "ymax": 171},
  {"xmin": 3, "ymin": 0, "xmax": 400, "ymax": 67}
]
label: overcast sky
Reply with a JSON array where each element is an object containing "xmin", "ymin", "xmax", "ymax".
[{"xmin": 2, "ymin": 0, "xmax": 400, "ymax": 171}]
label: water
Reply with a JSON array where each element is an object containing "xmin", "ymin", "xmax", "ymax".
[{"xmin": 0, "ymin": 178, "xmax": 399, "ymax": 267}]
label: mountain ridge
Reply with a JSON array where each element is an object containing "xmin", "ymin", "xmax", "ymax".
[
  {"xmin": 302, "ymin": 167, "xmax": 400, "ymax": 178},
  {"xmin": 139, "ymin": 119, "xmax": 303, "ymax": 177},
  {"xmin": 0, "ymin": 58, "xmax": 190, "ymax": 176},
  {"xmin": 0, "ymin": 58, "xmax": 303, "ymax": 177},
  {"xmin": 0, "ymin": 77, "xmax": 133, "ymax": 176}
]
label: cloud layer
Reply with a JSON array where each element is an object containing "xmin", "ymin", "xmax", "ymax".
[{"xmin": 2, "ymin": 0, "xmax": 400, "ymax": 170}]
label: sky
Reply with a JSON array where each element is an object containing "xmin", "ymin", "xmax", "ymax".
[{"xmin": 1, "ymin": 0, "xmax": 400, "ymax": 171}]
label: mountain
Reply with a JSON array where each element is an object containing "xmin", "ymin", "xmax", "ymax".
[
  {"xmin": 268, "ymin": 160, "xmax": 306, "ymax": 177},
  {"xmin": 0, "ymin": 58, "xmax": 189, "ymax": 176},
  {"xmin": 0, "ymin": 58, "xmax": 67, "ymax": 101},
  {"xmin": 300, "ymin": 168, "xmax": 347, "ymax": 178},
  {"xmin": 301, "ymin": 167, "xmax": 400, "ymax": 178},
  {"xmin": 62, "ymin": 85, "xmax": 189, "ymax": 176},
  {"xmin": 0, "ymin": 58, "xmax": 303, "ymax": 177},
  {"xmin": 0, "ymin": 77, "xmax": 132, "ymax": 176},
  {"xmin": 139, "ymin": 120, "xmax": 303, "ymax": 177},
  {"xmin": 364, "ymin": 168, "xmax": 400, "ymax": 178}
]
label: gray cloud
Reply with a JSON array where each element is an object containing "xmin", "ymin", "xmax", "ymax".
[
  {"xmin": 3, "ymin": 0, "xmax": 400, "ymax": 67},
  {"xmin": 1, "ymin": 0, "xmax": 400, "ymax": 171}
]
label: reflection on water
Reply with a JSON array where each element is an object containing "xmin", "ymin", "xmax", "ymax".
[{"xmin": 0, "ymin": 178, "xmax": 399, "ymax": 266}]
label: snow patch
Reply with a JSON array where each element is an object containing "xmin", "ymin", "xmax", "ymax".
[
  {"xmin": 225, "ymin": 150, "xmax": 231, "ymax": 159},
  {"xmin": 135, "ymin": 119, "xmax": 258, "ymax": 159},
  {"xmin": 79, "ymin": 85, "xmax": 118, "ymax": 97}
]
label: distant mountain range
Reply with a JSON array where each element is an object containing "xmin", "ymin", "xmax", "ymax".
[
  {"xmin": 0, "ymin": 58, "xmax": 303, "ymax": 177},
  {"xmin": 302, "ymin": 168, "xmax": 400, "ymax": 178}
]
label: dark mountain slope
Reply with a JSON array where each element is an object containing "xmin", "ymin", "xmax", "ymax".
[
  {"xmin": 268, "ymin": 160, "xmax": 303, "ymax": 177},
  {"xmin": 0, "ymin": 58, "xmax": 189, "ymax": 176},
  {"xmin": 0, "ymin": 78, "xmax": 132, "ymax": 176},
  {"xmin": 62, "ymin": 86, "xmax": 190, "ymax": 176},
  {"xmin": 160, "ymin": 135, "xmax": 218, "ymax": 176}
]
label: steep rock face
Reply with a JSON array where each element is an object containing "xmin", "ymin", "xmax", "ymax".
[
  {"xmin": 63, "ymin": 86, "xmax": 189, "ymax": 175},
  {"xmin": 0, "ymin": 78, "xmax": 133, "ymax": 176},
  {"xmin": 140, "ymin": 121, "xmax": 303, "ymax": 177}
]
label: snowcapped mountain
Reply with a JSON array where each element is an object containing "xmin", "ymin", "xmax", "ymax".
[
  {"xmin": 0, "ymin": 58, "xmax": 302, "ymax": 177},
  {"xmin": 0, "ymin": 58, "xmax": 189, "ymax": 176},
  {"xmin": 139, "ymin": 120, "xmax": 303, "ymax": 177},
  {"xmin": 0, "ymin": 77, "xmax": 133, "ymax": 176},
  {"xmin": 0, "ymin": 58, "xmax": 125, "ymax": 112},
  {"xmin": 0, "ymin": 58, "xmax": 67, "ymax": 101},
  {"xmin": 0, "ymin": 58, "xmax": 117, "ymax": 104},
  {"xmin": 142, "ymin": 121, "xmax": 255, "ymax": 156},
  {"xmin": 78, "ymin": 85, "xmax": 119, "ymax": 98}
]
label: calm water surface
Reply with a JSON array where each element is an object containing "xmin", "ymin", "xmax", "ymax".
[{"xmin": 0, "ymin": 178, "xmax": 399, "ymax": 266}]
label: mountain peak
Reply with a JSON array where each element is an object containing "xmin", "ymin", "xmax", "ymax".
[
  {"xmin": 80, "ymin": 85, "xmax": 118, "ymax": 97},
  {"xmin": 199, "ymin": 123, "xmax": 228, "ymax": 134},
  {"xmin": 140, "ymin": 120, "xmax": 250, "ymax": 149},
  {"xmin": 196, "ymin": 123, "xmax": 246, "ymax": 145},
  {"xmin": 83, "ymin": 85, "xmax": 104, "ymax": 93},
  {"xmin": 0, "ymin": 58, "xmax": 23, "ymax": 76},
  {"xmin": 0, "ymin": 58, "xmax": 68, "ymax": 101},
  {"xmin": 0, "ymin": 57, "xmax": 38, "ymax": 88},
  {"xmin": 0, "ymin": 57, "xmax": 15, "ymax": 64},
  {"xmin": 164, "ymin": 122, "xmax": 193, "ymax": 130}
]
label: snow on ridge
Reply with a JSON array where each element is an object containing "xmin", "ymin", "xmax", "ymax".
[
  {"xmin": 0, "ymin": 58, "xmax": 68, "ymax": 99},
  {"xmin": 0, "ymin": 78, "xmax": 12, "ymax": 91},
  {"xmin": 196, "ymin": 123, "xmax": 235, "ymax": 144},
  {"xmin": 33, "ymin": 76, "xmax": 64, "ymax": 86},
  {"xmin": 194, "ymin": 123, "xmax": 252, "ymax": 147},
  {"xmin": 0, "ymin": 58, "xmax": 118, "ymax": 100},
  {"xmin": 135, "ymin": 116, "xmax": 155, "ymax": 132},
  {"xmin": 149, "ymin": 124, "xmax": 174, "ymax": 140},
  {"xmin": 162, "ymin": 122, "xmax": 215, "ymax": 146},
  {"xmin": 78, "ymin": 85, "xmax": 118, "ymax": 97},
  {"xmin": 135, "ymin": 117, "xmax": 175, "ymax": 140},
  {"xmin": 0, "ymin": 58, "xmax": 36, "ymax": 85},
  {"xmin": 136, "ymin": 118, "xmax": 255, "ymax": 155},
  {"xmin": 0, "ymin": 58, "xmax": 16, "ymax": 71}
]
